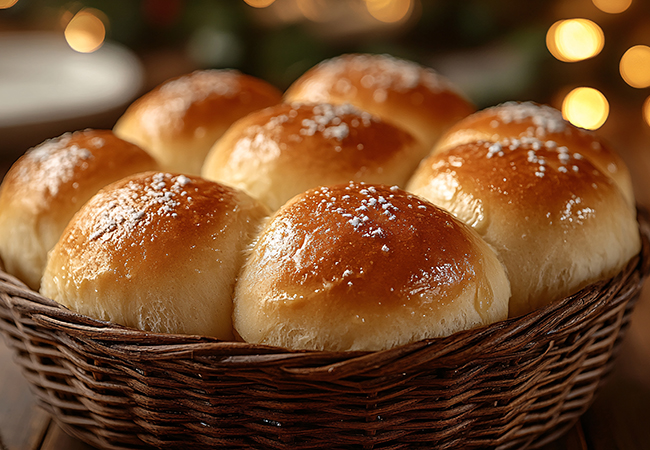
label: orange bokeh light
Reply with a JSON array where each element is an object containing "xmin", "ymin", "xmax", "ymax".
[
  {"xmin": 562, "ymin": 87, "xmax": 609, "ymax": 130},
  {"xmin": 64, "ymin": 9, "xmax": 107, "ymax": 54}
]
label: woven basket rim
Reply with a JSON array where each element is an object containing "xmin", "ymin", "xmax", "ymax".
[
  {"xmin": 1, "ymin": 210, "xmax": 649, "ymax": 379},
  {"xmin": 1, "ymin": 212, "xmax": 649, "ymax": 450}
]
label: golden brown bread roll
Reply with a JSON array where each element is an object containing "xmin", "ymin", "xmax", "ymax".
[
  {"xmin": 407, "ymin": 139, "xmax": 641, "ymax": 317},
  {"xmin": 40, "ymin": 172, "xmax": 269, "ymax": 339},
  {"xmin": 0, "ymin": 130, "xmax": 158, "ymax": 290},
  {"xmin": 284, "ymin": 53, "xmax": 476, "ymax": 151},
  {"xmin": 201, "ymin": 102, "xmax": 424, "ymax": 211},
  {"xmin": 433, "ymin": 101, "xmax": 635, "ymax": 207},
  {"xmin": 233, "ymin": 182, "xmax": 510, "ymax": 351},
  {"xmin": 113, "ymin": 69, "xmax": 282, "ymax": 175}
]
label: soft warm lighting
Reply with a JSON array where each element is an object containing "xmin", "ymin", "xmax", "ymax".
[
  {"xmin": 546, "ymin": 19, "xmax": 604, "ymax": 62},
  {"xmin": 64, "ymin": 9, "xmax": 106, "ymax": 53},
  {"xmin": 644, "ymin": 96, "xmax": 650, "ymax": 128},
  {"xmin": 592, "ymin": 0, "xmax": 632, "ymax": 14},
  {"xmin": 620, "ymin": 45, "xmax": 650, "ymax": 88},
  {"xmin": 365, "ymin": 0, "xmax": 413, "ymax": 23},
  {"xmin": 243, "ymin": 0, "xmax": 275, "ymax": 7},
  {"xmin": 296, "ymin": 0, "xmax": 333, "ymax": 22},
  {"xmin": 562, "ymin": 87, "xmax": 609, "ymax": 130},
  {"xmin": 0, "ymin": 0, "xmax": 19, "ymax": 8}
]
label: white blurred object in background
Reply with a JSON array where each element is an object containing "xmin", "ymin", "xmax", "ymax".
[{"xmin": 0, "ymin": 32, "xmax": 143, "ymax": 157}]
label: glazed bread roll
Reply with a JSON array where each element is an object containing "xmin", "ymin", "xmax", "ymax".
[
  {"xmin": 201, "ymin": 102, "xmax": 424, "ymax": 211},
  {"xmin": 0, "ymin": 130, "xmax": 158, "ymax": 290},
  {"xmin": 434, "ymin": 101, "xmax": 635, "ymax": 207},
  {"xmin": 407, "ymin": 140, "xmax": 641, "ymax": 317},
  {"xmin": 40, "ymin": 172, "xmax": 269, "ymax": 339},
  {"xmin": 113, "ymin": 70, "xmax": 282, "ymax": 175},
  {"xmin": 233, "ymin": 182, "xmax": 511, "ymax": 351},
  {"xmin": 284, "ymin": 53, "xmax": 476, "ymax": 151}
]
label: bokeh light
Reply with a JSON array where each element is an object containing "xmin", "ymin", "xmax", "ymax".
[
  {"xmin": 243, "ymin": 0, "xmax": 275, "ymax": 8},
  {"xmin": 592, "ymin": 0, "xmax": 632, "ymax": 14},
  {"xmin": 0, "ymin": 0, "xmax": 19, "ymax": 9},
  {"xmin": 562, "ymin": 87, "xmax": 609, "ymax": 130},
  {"xmin": 64, "ymin": 8, "xmax": 107, "ymax": 53},
  {"xmin": 620, "ymin": 45, "xmax": 650, "ymax": 88},
  {"xmin": 644, "ymin": 96, "xmax": 650, "ymax": 128},
  {"xmin": 365, "ymin": 0, "xmax": 413, "ymax": 23},
  {"xmin": 546, "ymin": 19, "xmax": 604, "ymax": 62}
]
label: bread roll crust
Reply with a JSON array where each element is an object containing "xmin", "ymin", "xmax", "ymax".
[
  {"xmin": 40, "ymin": 172, "xmax": 270, "ymax": 339},
  {"xmin": 284, "ymin": 53, "xmax": 475, "ymax": 151},
  {"xmin": 202, "ymin": 103, "xmax": 423, "ymax": 211},
  {"xmin": 434, "ymin": 101, "xmax": 635, "ymax": 206},
  {"xmin": 407, "ymin": 140, "xmax": 641, "ymax": 316},
  {"xmin": 233, "ymin": 182, "xmax": 510, "ymax": 351},
  {"xmin": 114, "ymin": 70, "xmax": 282, "ymax": 175},
  {"xmin": 0, "ymin": 130, "xmax": 158, "ymax": 289}
]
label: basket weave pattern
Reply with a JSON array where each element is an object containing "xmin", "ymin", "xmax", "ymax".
[{"xmin": 1, "ymin": 217, "xmax": 649, "ymax": 450}]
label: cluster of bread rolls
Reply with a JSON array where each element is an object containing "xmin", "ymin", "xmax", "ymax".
[
  {"xmin": 408, "ymin": 102, "xmax": 640, "ymax": 317},
  {"xmin": 0, "ymin": 130, "xmax": 159, "ymax": 290},
  {"xmin": 0, "ymin": 54, "xmax": 641, "ymax": 352},
  {"xmin": 113, "ymin": 70, "xmax": 283, "ymax": 176}
]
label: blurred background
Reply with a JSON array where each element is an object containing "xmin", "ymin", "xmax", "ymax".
[{"xmin": 1, "ymin": 0, "xmax": 650, "ymax": 205}]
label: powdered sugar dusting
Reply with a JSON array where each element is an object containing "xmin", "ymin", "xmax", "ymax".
[
  {"xmin": 308, "ymin": 182, "xmax": 436, "ymax": 239},
  {"xmin": 322, "ymin": 123, "xmax": 350, "ymax": 140},
  {"xmin": 243, "ymin": 103, "xmax": 376, "ymax": 149},
  {"xmin": 297, "ymin": 54, "xmax": 459, "ymax": 103},
  {"xmin": 493, "ymin": 102, "xmax": 567, "ymax": 138},
  {"xmin": 299, "ymin": 103, "xmax": 371, "ymax": 140},
  {"xmin": 91, "ymin": 137, "xmax": 105, "ymax": 148},
  {"xmin": 560, "ymin": 195, "xmax": 595, "ymax": 223},
  {"xmin": 477, "ymin": 136, "xmax": 590, "ymax": 180},
  {"xmin": 160, "ymin": 69, "xmax": 241, "ymax": 100},
  {"xmin": 140, "ymin": 69, "xmax": 242, "ymax": 134},
  {"xmin": 487, "ymin": 142, "xmax": 503, "ymax": 158},
  {"xmin": 89, "ymin": 173, "xmax": 194, "ymax": 243},
  {"xmin": 17, "ymin": 133, "xmax": 94, "ymax": 196}
]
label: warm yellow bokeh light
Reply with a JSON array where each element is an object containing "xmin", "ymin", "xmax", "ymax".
[
  {"xmin": 0, "ymin": 0, "xmax": 19, "ymax": 8},
  {"xmin": 562, "ymin": 87, "xmax": 609, "ymax": 130},
  {"xmin": 592, "ymin": 0, "xmax": 632, "ymax": 14},
  {"xmin": 643, "ymin": 96, "xmax": 650, "ymax": 128},
  {"xmin": 365, "ymin": 0, "xmax": 413, "ymax": 23},
  {"xmin": 243, "ymin": 0, "xmax": 275, "ymax": 7},
  {"xmin": 547, "ymin": 19, "xmax": 604, "ymax": 62},
  {"xmin": 64, "ymin": 9, "xmax": 106, "ymax": 53},
  {"xmin": 620, "ymin": 45, "xmax": 650, "ymax": 88}
]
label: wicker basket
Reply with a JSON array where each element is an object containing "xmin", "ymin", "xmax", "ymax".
[{"xmin": 1, "ymin": 213, "xmax": 649, "ymax": 450}]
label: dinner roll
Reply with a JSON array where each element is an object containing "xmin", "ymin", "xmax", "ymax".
[
  {"xmin": 40, "ymin": 172, "xmax": 269, "ymax": 339},
  {"xmin": 0, "ymin": 130, "xmax": 158, "ymax": 290},
  {"xmin": 407, "ymin": 140, "xmax": 641, "ymax": 317},
  {"xmin": 233, "ymin": 182, "xmax": 510, "ymax": 351},
  {"xmin": 113, "ymin": 69, "xmax": 282, "ymax": 175},
  {"xmin": 284, "ymin": 53, "xmax": 475, "ymax": 151},
  {"xmin": 201, "ymin": 102, "xmax": 423, "ymax": 211},
  {"xmin": 434, "ymin": 101, "xmax": 635, "ymax": 207}
]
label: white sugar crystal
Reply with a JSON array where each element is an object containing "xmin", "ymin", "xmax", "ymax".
[
  {"xmin": 322, "ymin": 123, "xmax": 350, "ymax": 141},
  {"xmin": 349, "ymin": 217, "xmax": 361, "ymax": 227},
  {"xmin": 487, "ymin": 142, "xmax": 502, "ymax": 158}
]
